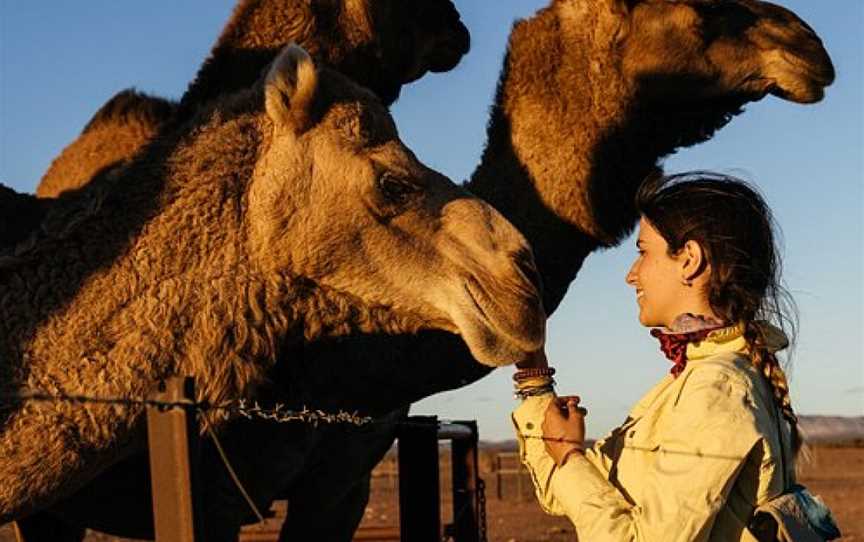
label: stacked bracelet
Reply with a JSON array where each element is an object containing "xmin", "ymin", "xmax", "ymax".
[
  {"xmin": 513, "ymin": 366, "xmax": 557, "ymax": 400},
  {"xmin": 513, "ymin": 366, "xmax": 556, "ymax": 382}
]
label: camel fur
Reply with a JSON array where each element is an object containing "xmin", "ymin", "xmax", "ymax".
[
  {"xmin": 0, "ymin": 44, "xmax": 544, "ymax": 527},
  {"xmin": 36, "ymin": 0, "xmax": 470, "ymax": 198}
]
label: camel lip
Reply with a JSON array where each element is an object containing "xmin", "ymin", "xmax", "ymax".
[
  {"xmin": 462, "ymin": 276, "xmax": 544, "ymax": 355},
  {"xmin": 781, "ymin": 52, "xmax": 835, "ymax": 87},
  {"xmin": 463, "ymin": 279, "xmax": 492, "ymax": 325}
]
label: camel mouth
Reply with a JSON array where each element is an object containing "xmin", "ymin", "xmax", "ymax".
[
  {"xmin": 767, "ymin": 46, "xmax": 835, "ymax": 104},
  {"xmin": 427, "ymin": 23, "xmax": 471, "ymax": 73},
  {"xmin": 458, "ymin": 275, "xmax": 545, "ymax": 367}
]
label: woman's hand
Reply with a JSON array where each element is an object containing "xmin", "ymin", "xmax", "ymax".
[{"xmin": 542, "ymin": 395, "xmax": 587, "ymax": 467}]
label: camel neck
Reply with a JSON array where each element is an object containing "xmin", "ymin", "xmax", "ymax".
[{"xmin": 466, "ymin": 12, "xmax": 659, "ymax": 313}]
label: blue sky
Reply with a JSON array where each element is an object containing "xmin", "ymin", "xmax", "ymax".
[{"xmin": 1, "ymin": 1, "xmax": 861, "ymax": 440}]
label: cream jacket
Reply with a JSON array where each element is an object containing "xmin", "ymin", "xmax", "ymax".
[{"xmin": 512, "ymin": 325, "xmax": 793, "ymax": 541}]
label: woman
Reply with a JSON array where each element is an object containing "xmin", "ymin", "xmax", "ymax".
[{"xmin": 511, "ymin": 174, "xmax": 839, "ymax": 541}]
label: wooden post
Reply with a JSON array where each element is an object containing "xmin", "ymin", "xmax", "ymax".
[
  {"xmin": 449, "ymin": 420, "xmax": 480, "ymax": 542},
  {"xmin": 517, "ymin": 457, "xmax": 524, "ymax": 500},
  {"xmin": 495, "ymin": 455, "xmax": 503, "ymax": 500},
  {"xmin": 397, "ymin": 415, "xmax": 440, "ymax": 542},
  {"xmin": 146, "ymin": 376, "xmax": 204, "ymax": 541}
]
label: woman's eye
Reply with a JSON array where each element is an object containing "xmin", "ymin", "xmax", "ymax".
[{"xmin": 377, "ymin": 174, "xmax": 419, "ymax": 203}]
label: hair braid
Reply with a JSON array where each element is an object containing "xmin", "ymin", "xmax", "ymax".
[{"xmin": 744, "ymin": 321, "xmax": 803, "ymax": 459}]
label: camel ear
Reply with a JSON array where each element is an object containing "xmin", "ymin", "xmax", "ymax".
[
  {"xmin": 554, "ymin": 0, "xmax": 638, "ymax": 19},
  {"xmin": 556, "ymin": 0, "xmax": 639, "ymax": 12},
  {"xmin": 265, "ymin": 44, "xmax": 318, "ymax": 134}
]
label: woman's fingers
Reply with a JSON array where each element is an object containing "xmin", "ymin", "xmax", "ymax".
[{"xmin": 557, "ymin": 395, "xmax": 580, "ymax": 406}]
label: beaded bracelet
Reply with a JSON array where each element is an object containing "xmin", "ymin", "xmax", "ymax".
[{"xmin": 513, "ymin": 366, "xmax": 556, "ymax": 382}]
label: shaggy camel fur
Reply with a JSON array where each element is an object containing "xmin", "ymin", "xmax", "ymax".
[
  {"xmin": 16, "ymin": 0, "xmax": 835, "ymax": 539},
  {"xmin": 36, "ymin": 0, "xmax": 469, "ymax": 198},
  {"xmin": 0, "ymin": 44, "xmax": 544, "ymax": 530}
]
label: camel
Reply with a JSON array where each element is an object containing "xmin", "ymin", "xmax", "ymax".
[
  {"xmin": 0, "ymin": 44, "xmax": 546, "ymax": 538},
  {"xmin": 9, "ymin": 0, "xmax": 474, "ymax": 537},
  {"xmin": 35, "ymin": 0, "xmax": 470, "ymax": 199},
  {"xmin": 13, "ymin": 0, "xmax": 835, "ymax": 539}
]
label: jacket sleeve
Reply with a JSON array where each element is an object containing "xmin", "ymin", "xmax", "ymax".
[{"xmin": 512, "ymin": 367, "xmax": 762, "ymax": 541}]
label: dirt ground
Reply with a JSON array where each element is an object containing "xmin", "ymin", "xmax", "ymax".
[
  {"xmin": 355, "ymin": 445, "xmax": 864, "ymax": 542},
  {"xmin": 1, "ymin": 446, "xmax": 861, "ymax": 541}
]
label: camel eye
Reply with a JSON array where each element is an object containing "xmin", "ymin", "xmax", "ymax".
[{"xmin": 377, "ymin": 173, "xmax": 420, "ymax": 203}]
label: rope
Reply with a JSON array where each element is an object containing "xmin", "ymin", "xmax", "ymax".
[{"xmin": 202, "ymin": 417, "xmax": 266, "ymax": 524}]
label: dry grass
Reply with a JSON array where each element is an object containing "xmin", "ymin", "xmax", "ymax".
[{"xmin": 1, "ymin": 446, "xmax": 861, "ymax": 541}]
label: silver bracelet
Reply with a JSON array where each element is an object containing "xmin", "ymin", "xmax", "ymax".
[{"xmin": 514, "ymin": 383, "xmax": 555, "ymax": 400}]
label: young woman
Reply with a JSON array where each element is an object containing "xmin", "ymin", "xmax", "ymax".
[{"xmin": 511, "ymin": 174, "xmax": 839, "ymax": 541}]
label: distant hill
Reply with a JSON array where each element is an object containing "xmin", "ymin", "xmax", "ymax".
[{"xmin": 799, "ymin": 415, "xmax": 864, "ymax": 445}]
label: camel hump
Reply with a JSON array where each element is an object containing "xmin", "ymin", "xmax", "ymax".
[{"xmin": 81, "ymin": 89, "xmax": 176, "ymax": 135}]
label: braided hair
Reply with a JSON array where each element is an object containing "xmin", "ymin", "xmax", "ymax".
[{"xmin": 636, "ymin": 173, "xmax": 803, "ymax": 458}]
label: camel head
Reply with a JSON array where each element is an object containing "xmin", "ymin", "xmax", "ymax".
[
  {"xmin": 557, "ymin": 0, "xmax": 834, "ymax": 140},
  {"xmin": 248, "ymin": 45, "xmax": 544, "ymax": 366},
  {"xmin": 335, "ymin": 0, "xmax": 471, "ymax": 104}
]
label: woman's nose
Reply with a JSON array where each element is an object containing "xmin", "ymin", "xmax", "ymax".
[{"xmin": 625, "ymin": 263, "xmax": 637, "ymax": 286}]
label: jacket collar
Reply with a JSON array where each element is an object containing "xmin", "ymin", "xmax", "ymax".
[{"xmin": 687, "ymin": 322, "xmax": 789, "ymax": 362}]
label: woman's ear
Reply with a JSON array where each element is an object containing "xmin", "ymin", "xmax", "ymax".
[{"xmin": 680, "ymin": 240, "xmax": 708, "ymax": 285}]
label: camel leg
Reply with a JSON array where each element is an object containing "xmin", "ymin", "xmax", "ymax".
[
  {"xmin": 278, "ymin": 474, "xmax": 371, "ymax": 542},
  {"xmin": 277, "ymin": 407, "xmax": 407, "ymax": 541},
  {"xmin": 13, "ymin": 513, "xmax": 85, "ymax": 542}
]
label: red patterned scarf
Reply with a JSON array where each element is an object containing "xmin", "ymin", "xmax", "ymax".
[{"xmin": 651, "ymin": 314, "xmax": 726, "ymax": 377}]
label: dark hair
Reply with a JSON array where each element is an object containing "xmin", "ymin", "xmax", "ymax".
[{"xmin": 636, "ymin": 172, "xmax": 803, "ymax": 457}]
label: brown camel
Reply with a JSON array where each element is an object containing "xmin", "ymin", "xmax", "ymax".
[
  {"xmin": 35, "ymin": 0, "xmax": 470, "ymax": 198},
  {"xmin": 12, "ymin": 0, "xmax": 835, "ymax": 540},
  {"xmin": 9, "ymin": 0, "xmax": 473, "ymax": 537},
  {"xmin": 0, "ymin": 44, "xmax": 545, "ymax": 539}
]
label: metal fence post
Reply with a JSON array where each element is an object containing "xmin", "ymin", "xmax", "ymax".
[
  {"xmin": 449, "ymin": 420, "xmax": 480, "ymax": 542},
  {"xmin": 397, "ymin": 415, "xmax": 440, "ymax": 542},
  {"xmin": 146, "ymin": 376, "xmax": 205, "ymax": 541}
]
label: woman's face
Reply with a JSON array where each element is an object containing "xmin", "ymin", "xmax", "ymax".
[{"xmin": 625, "ymin": 217, "xmax": 690, "ymax": 328}]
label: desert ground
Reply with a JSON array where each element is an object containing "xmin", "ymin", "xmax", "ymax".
[{"xmin": 1, "ymin": 445, "xmax": 861, "ymax": 541}]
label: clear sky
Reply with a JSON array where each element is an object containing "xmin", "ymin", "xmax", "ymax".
[{"xmin": 1, "ymin": 1, "xmax": 861, "ymax": 441}]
